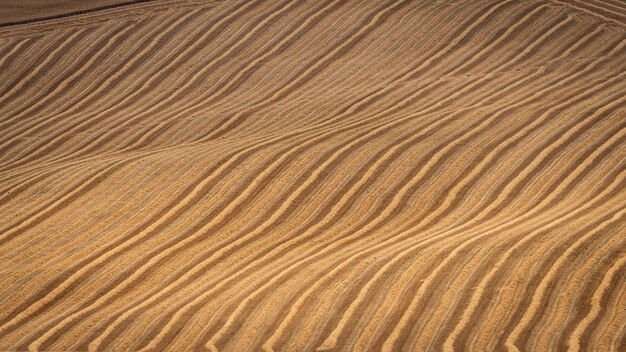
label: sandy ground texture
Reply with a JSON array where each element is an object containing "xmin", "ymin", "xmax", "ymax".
[{"xmin": 0, "ymin": 0, "xmax": 625, "ymax": 351}]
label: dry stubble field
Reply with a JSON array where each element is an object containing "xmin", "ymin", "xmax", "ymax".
[{"xmin": 0, "ymin": 0, "xmax": 625, "ymax": 351}]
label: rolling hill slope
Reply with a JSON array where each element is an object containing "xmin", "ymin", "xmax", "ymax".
[{"xmin": 0, "ymin": 0, "xmax": 625, "ymax": 350}]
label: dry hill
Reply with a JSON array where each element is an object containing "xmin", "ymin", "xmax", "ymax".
[{"xmin": 0, "ymin": 0, "xmax": 625, "ymax": 351}]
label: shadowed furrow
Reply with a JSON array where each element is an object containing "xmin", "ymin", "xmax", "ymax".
[{"xmin": 0, "ymin": 0, "xmax": 624, "ymax": 351}]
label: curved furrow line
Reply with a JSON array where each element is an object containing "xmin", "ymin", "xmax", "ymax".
[
  {"xmin": 525, "ymin": 223, "xmax": 626, "ymax": 351},
  {"xmin": 440, "ymin": 198, "xmax": 626, "ymax": 351},
  {"xmin": 0, "ymin": 123, "xmax": 228, "ymax": 237},
  {"xmin": 0, "ymin": 13, "xmax": 169, "ymax": 148},
  {"xmin": 298, "ymin": 87, "xmax": 624, "ymax": 350},
  {"xmin": 589, "ymin": 257, "xmax": 626, "ymax": 351},
  {"xmin": 0, "ymin": 48, "xmax": 468, "ymax": 245},
  {"xmin": 570, "ymin": 250, "xmax": 626, "ymax": 351},
  {"xmin": 310, "ymin": 85, "xmax": 626, "ymax": 352},
  {"xmin": 101, "ymin": 79, "xmax": 552, "ymax": 346},
  {"xmin": 201, "ymin": 78, "xmax": 586, "ymax": 349},
  {"xmin": 0, "ymin": 162, "xmax": 196, "ymax": 296},
  {"xmin": 468, "ymin": 207, "xmax": 625, "ymax": 351},
  {"xmin": 79, "ymin": 56, "xmax": 556, "ymax": 350},
  {"xmin": 6, "ymin": 70, "xmax": 516, "ymax": 334},
  {"xmin": 250, "ymin": 77, "xmax": 626, "ymax": 352},
  {"xmin": 0, "ymin": 5, "xmax": 219, "ymax": 157},
  {"xmin": 112, "ymin": 0, "xmax": 442, "ymax": 153},
  {"xmin": 554, "ymin": 23, "xmax": 608, "ymax": 60},
  {"xmin": 493, "ymin": 15, "xmax": 577, "ymax": 72},
  {"xmin": 442, "ymin": 192, "xmax": 626, "ymax": 351},
  {"xmin": 0, "ymin": 8, "xmax": 207, "ymax": 166},
  {"xmin": 0, "ymin": 13, "xmax": 161, "ymax": 130},
  {"xmin": 0, "ymin": 18, "xmax": 190, "ymax": 153},
  {"xmin": 98, "ymin": 51, "xmax": 620, "ymax": 350},
  {"xmin": 0, "ymin": 130, "xmax": 286, "ymax": 265},
  {"xmin": 569, "ymin": 0, "xmax": 626, "ymax": 22},
  {"xmin": 66, "ymin": 0, "xmax": 346, "ymax": 155},
  {"xmin": 0, "ymin": 8, "xmax": 616, "ymax": 312},
  {"xmin": 1, "ymin": 0, "xmax": 508, "ymax": 258},
  {"xmin": 0, "ymin": 156, "xmax": 204, "ymax": 270},
  {"xmin": 0, "ymin": 23, "xmax": 128, "ymax": 122},
  {"xmin": 0, "ymin": 25, "xmax": 114, "ymax": 114},
  {"xmin": 2, "ymin": 0, "xmax": 624, "ymax": 349},
  {"xmin": 0, "ymin": 0, "xmax": 329, "ymax": 168},
  {"xmin": 550, "ymin": 0, "xmax": 626, "ymax": 26},
  {"xmin": 454, "ymin": 125, "xmax": 624, "ymax": 350},
  {"xmin": 0, "ymin": 163, "xmax": 155, "ymax": 270},
  {"xmin": 431, "ymin": 125, "xmax": 626, "ymax": 351},
  {"xmin": 217, "ymin": 0, "xmax": 545, "ymax": 144},
  {"xmin": 0, "ymin": 143, "xmax": 260, "ymax": 278},
  {"xmin": 139, "ymin": 0, "xmax": 431, "ymax": 132},
  {"xmin": 445, "ymin": 3, "xmax": 554, "ymax": 77},
  {"xmin": 0, "ymin": 118, "xmax": 263, "ymax": 246},
  {"xmin": 378, "ymin": 90, "xmax": 626, "ymax": 351},
  {"xmin": 0, "ymin": 147, "xmax": 161, "ymax": 217},
  {"xmin": 185, "ymin": 0, "xmax": 426, "ymax": 142},
  {"xmin": 81, "ymin": 71, "xmax": 529, "ymax": 350},
  {"xmin": 508, "ymin": 210, "xmax": 623, "ymax": 348},
  {"xmin": 0, "ymin": 36, "xmax": 42, "ymax": 83},
  {"xmin": 0, "ymin": 0, "xmax": 507, "ymax": 174},
  {"xmin": 377, "ymin": 164, "xmax": 626, "ymax": 352},
  {"xmin": 588, "ymin": 0, "xmax": 626, "ymax": 13},
  {"xmin": 262, "ymin": 122, "xmax": 624, "ymax": 350},
  {"xmin": 0, "ymin": 160, "xmax": 142, "ymax": 246},
  {"xmin": 0, "ymin": 0, "xmax": 261, "ymax": 132},
  {"xmin": 195, "ymin": 37, "xmax": 624, "ymax": 346},
  {"xmin": 0, "ymin": 0, "xmax": 342, "ymax": 176},
  {"xmin": 504, "ymin": 209, "xmax": 626, "ymax": 348},
  {"xmin": 0, "ymin": 139, "xmax": 211, "ymax": 263},
  {"xmin": 193, "ymin": 0, "xmax": 524, "ymax": 142},
  {"xmin": 26, "ymin": 26, "xmax": 572, "ymax": 344},
  {"xmin": 174, "ymin": 64, "xmax": 620, "ymax": 350},
  {"xmin": 0, "ymin": 20, "xmax": 145, "ymax": 131},
  {"xmin": 247, "ymin": 2, "xmax": 583, "ymax": 139},
  {"xmin": 234, "ymin": 0, "xmax": 447, "ymax": 133},
  {"xmin": 0, "ymin": 0, "xmax": 156, "ymax": 28},
  {"xmin": 0, "ymin": 61, "xmax": 468, "ymax": 249},
  {"xmin": 0, "ymin": 60, "xmax": 470, "ymax": 339},
  {"xmin": 0, "ymin": 169, "xmax": 59, "ymax": 215},
  {"xmin": 0, "ymin": 37, "xmax": 22, "ymax": 65},
  {"xmin": 168, "ymin": 0, "xmax": 536, "ymax": 144},
  {"xmin": 5, "ymin": 0, "xmax": 403, "ymax": 172},
  {"xmin": 184, "ymin": 0, "xmax": 533, "ymax": 140},
  {"xmin": 0, "ymin": 174, "xmax": 79, "ymax": 239},
  {"xmin": 0, "ymin": 117, "xmax": 277, "ymax": 195},
  {"xmin": 321, "ymin": 186, "xmax": 626, "ymax": 351},
  {"xmin": 22, "ymin": 67, "xmax": 497, "ymax": 352},
  {"xmin": 397, "ymin": 0, "xmax": 522, "ymax": 83},
  {"xmin": 0, "ymin": 27, "xmax": 99, "ymax": 100},
  {"xmin": 546, "ymin": 223, "xmax": 626, "ymax": 352},
  {"xmin": 0, "ymin": 35, "xmax": 60, "ymax": 94},
  {"xmin": 44, "ymin": 0, "xmax": 350, "ymax": 166},
  {"xmin": 0, "ymin": 14, "xmax": 170, "ymax": 124},
  {"xmin": 0, "ymin": 0, "xmax": 198, "ymax": 35},
  {"xmin": 0, "ymin": 28, "xmax": 94, "ymax": 110}
]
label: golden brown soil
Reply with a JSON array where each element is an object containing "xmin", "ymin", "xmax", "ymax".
[{"xmin": 0, "ymin": 0, "xmax": 625, "ymax": 351}]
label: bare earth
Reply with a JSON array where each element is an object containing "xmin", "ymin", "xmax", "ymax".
[{"xmin": 0, "ymin": 0, "xmax": 625, "ymax": 351}]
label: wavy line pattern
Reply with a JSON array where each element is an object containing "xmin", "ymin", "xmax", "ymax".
[{"xmin": 0, "ymin": 0, "xmax": 624, "ymax": 351}]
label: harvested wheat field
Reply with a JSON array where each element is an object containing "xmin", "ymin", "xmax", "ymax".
[{"xmin": 0, "ymin": 0, "xmax": 625, "ymax": 351}]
